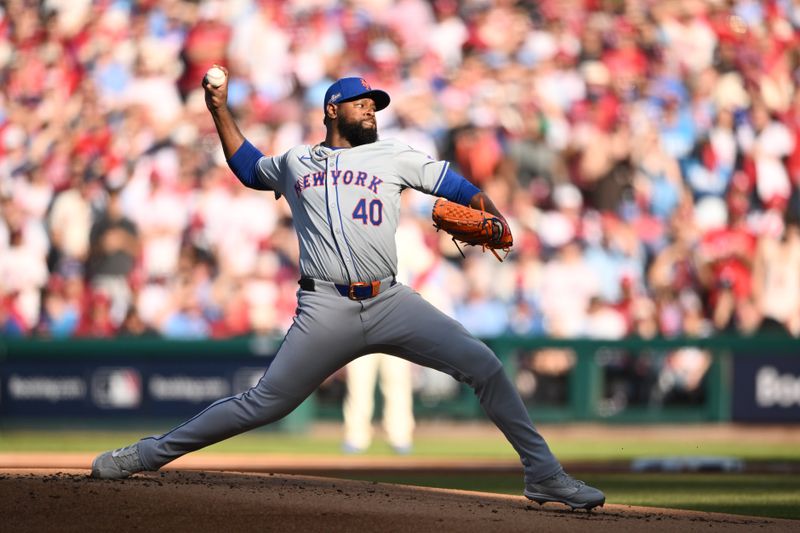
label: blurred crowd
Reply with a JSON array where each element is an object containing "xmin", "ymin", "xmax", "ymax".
[{"xmin": 2, "ymin": 0, "xmax": 800, "ymax": 342}]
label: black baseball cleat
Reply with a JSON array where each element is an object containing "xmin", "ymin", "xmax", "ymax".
[{"xmin": 524, "ymin": 470, "xmax": 605, "ymax": 511}]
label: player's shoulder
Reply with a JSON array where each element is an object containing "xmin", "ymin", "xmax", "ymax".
[
  {"xmin": 270, "ymin": 144, "xmax": 317, "ymax": 167},
  {"xmin": 377, "ymin": 138, "xmax": 411, "ymax": 151},
  {"xmin": 282, "ymin": 144, "xmax": 315, "ymax": 158},
  {"xmin": 372, "ymin": 138, "xmax": 425, "ymax": 156}
]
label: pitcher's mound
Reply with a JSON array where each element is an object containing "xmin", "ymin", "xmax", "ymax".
[{"xmin": 0, "ymin": 470, "xmax": 791, "ymax": 532}]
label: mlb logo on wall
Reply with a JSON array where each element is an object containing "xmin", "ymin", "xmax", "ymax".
[{"xmin": 91, "ymin": 368, "xmax": 143, "ymax": 409}]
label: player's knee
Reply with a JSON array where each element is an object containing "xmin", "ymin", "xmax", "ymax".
[
  {"xmin": 455, "ymin": 346, "xmax": 503, "ymax": 389},
  {"xmin": 475, "ymin": 361, "xmax": 505, "ymax": 384},
  {"xmin": 473, "ymin": 344, "xmax": 504, "ymax": 375},
  {"xmin": 471, "ymin": 365, "xmax": 511, "ymax": 403}
]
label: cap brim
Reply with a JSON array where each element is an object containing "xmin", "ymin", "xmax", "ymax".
[{"xmin": 341, "ymin": 90, "xmax": 391, "ymax": 111}]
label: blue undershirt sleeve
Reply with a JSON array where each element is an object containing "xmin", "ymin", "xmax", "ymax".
[
  {"xmin": 434, "ymin": 167, "xmax": 481, "ymax": 206},
  {"xmin": 227, "ymin": 140, "xmax": 270, "ymax": 190}
]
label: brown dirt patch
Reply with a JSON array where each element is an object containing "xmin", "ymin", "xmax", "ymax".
[{"xmin": 0, "ymin": 469, "xmax": 794, "ymax": 533}]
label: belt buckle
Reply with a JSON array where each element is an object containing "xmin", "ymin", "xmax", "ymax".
[{"xmin": 348, "ymin": 281, "xmax": 371, "ymax": 300}]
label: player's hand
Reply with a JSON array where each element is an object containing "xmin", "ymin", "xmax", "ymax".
[{"xmin": 202, "ymin": 65, "xmax": 229, "ymax": 114}]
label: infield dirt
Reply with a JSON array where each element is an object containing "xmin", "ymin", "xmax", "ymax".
[{"xmin": 1, "ymin": 469, "xmax": 795, "ymax": 532}]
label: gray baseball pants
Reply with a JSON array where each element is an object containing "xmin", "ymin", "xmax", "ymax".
[{"xmin": 137, "ymin": 281, "xmax": 562, "ymax": 484}]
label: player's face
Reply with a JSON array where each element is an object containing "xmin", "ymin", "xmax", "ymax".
[{"xmin": 336, "ymin": 98, "xmax": 378, "ymax": 146}]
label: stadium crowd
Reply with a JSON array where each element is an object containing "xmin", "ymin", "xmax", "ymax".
[{"xmin": 1, "ymin": 0, "xmax": 800, "ymax": 344}]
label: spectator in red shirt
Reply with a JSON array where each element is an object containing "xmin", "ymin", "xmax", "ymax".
[
  {"xmin": 177, "ymin": 4, "xmax": 231, "ymax": 99},
  {"xmin": 74, "ymin": 292, "xmax": 117, "ymax": 338},
  {"xmin": 696, "ymin": 202, "xmax": 757, "ymax": 308}
]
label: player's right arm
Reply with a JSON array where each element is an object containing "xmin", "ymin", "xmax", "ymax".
[
  {"xmin": 203, "ymin": 66, "xmax": 283, "ymax": 195},
  {"xmin": 203, "ymin": 66, "xmax": 246, "ymax": 159}
]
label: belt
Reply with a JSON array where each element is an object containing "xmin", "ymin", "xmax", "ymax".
[{"xmin": 299, "ymin": 276, "xmax": 396, "ymax": 301}]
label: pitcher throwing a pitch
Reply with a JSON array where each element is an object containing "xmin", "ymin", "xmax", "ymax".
[{"xmin": 92, "ymin": 69, "xmax": 605, "ymax": 511}]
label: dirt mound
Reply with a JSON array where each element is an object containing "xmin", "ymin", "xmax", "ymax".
[{"xmin": 0, "ymin": 469, "xmax": 792, "ymax": 532}]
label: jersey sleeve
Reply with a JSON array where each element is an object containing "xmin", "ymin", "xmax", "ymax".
[
  {"xmin": 254, "ymin": 152, "xmax": 289, "ymax": 195},
  {"xmin": 227, "ymin": 140, "xmax": 288, "ymax": 197},
  {"xmin": 392, "ymin": 143, "xmax": 451, "ymax": 195}
]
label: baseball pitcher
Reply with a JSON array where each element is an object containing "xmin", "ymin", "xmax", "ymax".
[{"xmin": 91, "ymin": 71, "xmax": 605, "ymax": 510}]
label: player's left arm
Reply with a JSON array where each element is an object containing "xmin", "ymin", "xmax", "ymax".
[
  {"xmin": 437, "ymin": 168, "xmax": 509, "ymax": 223},
  {"xmin": 393, "ymin": 141, "xmax": 510, "ymax": 227},
  {"xmin": 467, "ymin": 191, "xmax": 505, "ymax": 221},
  {"xmin": 422, "ymin": 162, "xmax": 514, "ymax": 250}
]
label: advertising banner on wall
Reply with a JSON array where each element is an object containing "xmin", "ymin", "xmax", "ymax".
[
  {"xmin": 732, "ymin": 354, "xmax": 800, "ymax": 422},
  {"xmin": 0, "ymin": 360, "xmax": 270, "ymax": 419}
]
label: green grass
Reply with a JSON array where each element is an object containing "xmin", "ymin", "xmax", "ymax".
[
  {"xmin": 587, "ymin": 473, "xmax": 800, "ymax": 520},
  {"xmin": 1, "ymin": 429, "xmax": 799, "ymax": 463},
  {"xmin": 544, "ymin": 438, "xmax": 800, "ymax": 462},
  {"xmin": 336, "ymin": 472, "xmax": 800, "ymax": 520},
  {"xmin": 2, "ymin": 429, "xmax": 798, "ymax": 520}
]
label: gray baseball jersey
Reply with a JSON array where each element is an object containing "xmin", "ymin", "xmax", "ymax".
[
  {"xmin": 135, "ymin": 137, "xmax": 563, "ymax": 487},
  {"xmin": 255, "ymin": 139, "xmax": 449, "ymax": 284}
]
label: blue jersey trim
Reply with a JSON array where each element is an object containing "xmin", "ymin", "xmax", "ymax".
[
  {"xmin": 432, "ymin": 161, "xmax": 449, "ymax": 195},
  {"xmin": 334, "ymin": 155, "xmax": 362, "ymax": 279},
  {"xmin": 227, "ymin": 140, "xmax": 270, "ymax": 190},
  {"xmin": 143, "ymin": 395, "xmax": 238, "ymax": 445},
  {"xmin": 436, "ymin": 167, "xmax": 481, "ymax": 205},
  {"xmin": 324, "ymin": 156, "xmax": 352, "ymax": 283}
]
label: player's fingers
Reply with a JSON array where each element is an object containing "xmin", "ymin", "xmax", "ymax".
[
  {"xmin": 202, "ymin": 79, "xmax": 223, "ymax": 95},
  {"xmin": 202, "ymin": 69, "xmax": 226, "ymax": 90},
  {"xmin": 202, "ymin": 83, "xmax": 219, "ymax": 104}
]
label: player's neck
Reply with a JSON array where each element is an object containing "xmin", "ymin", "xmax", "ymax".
[{"xmin": 323, "ymin": 131, "xmax": 352, "ymax": 149}]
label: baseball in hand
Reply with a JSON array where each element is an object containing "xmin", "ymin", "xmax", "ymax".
[{"xmin": 205, "ymin": 66, "xmax": 226, "ymax": 88}]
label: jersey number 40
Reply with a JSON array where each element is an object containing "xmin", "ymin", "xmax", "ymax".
[{"xmin": 352, "ymin": 198, "xmax": 383, "ymax": 226}]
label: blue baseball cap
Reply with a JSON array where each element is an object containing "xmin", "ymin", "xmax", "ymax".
[{"xmin": 323, "ymin": 77, "xmax": 390, "ymax": 111}]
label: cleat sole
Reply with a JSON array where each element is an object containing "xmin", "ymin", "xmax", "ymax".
[{"xmin": 524, "ymin": 492, "xmax": 605, "ymax": 511}]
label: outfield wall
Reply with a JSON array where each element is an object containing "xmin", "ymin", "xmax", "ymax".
[{"xmin": 0, "ymin": 336, "xmax": 798, "ymax": 428}]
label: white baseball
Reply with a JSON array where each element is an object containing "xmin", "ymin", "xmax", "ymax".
[{"xmin": 205, "ymin": 66, "xmax": 226, "ymax": 88}]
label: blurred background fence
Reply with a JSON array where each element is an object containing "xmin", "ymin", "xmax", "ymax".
[{"xmin": 2, "ymin": 335, "xmax": 797, "ymax": 431}]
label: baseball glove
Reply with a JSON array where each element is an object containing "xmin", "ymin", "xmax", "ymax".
[{"xmin": 431, "ymin": 198, "xmax": 513, "ymax": 261}]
